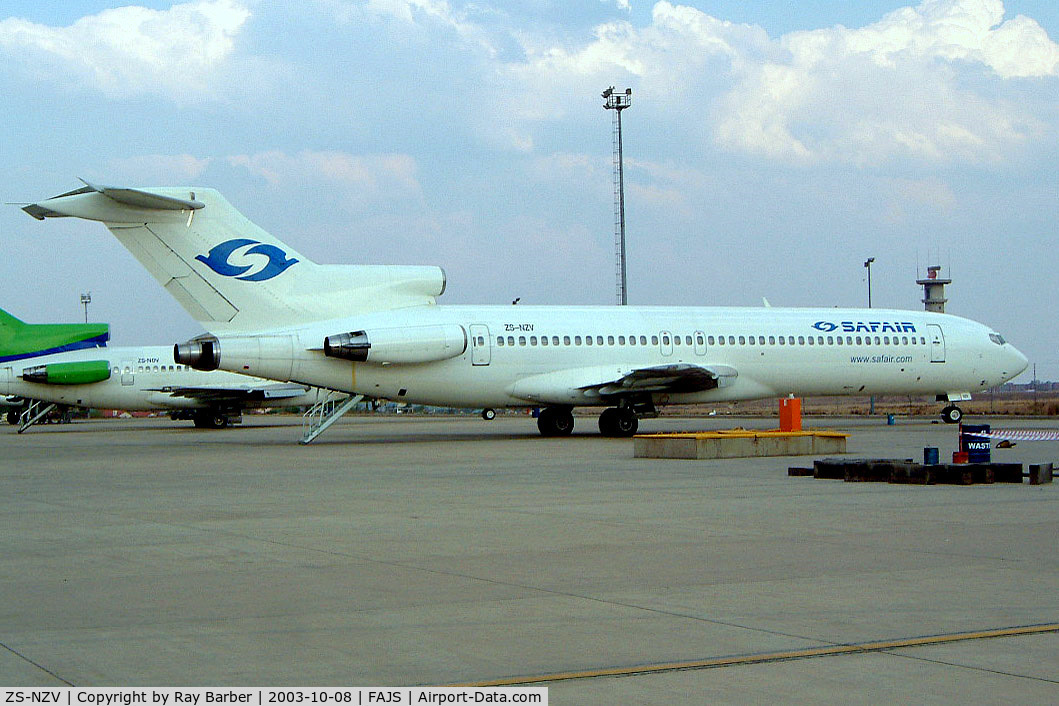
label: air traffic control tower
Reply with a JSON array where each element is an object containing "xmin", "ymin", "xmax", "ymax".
[{"xmin": 917, "ymin": 265, "xmax": 951, "ymax": 313}]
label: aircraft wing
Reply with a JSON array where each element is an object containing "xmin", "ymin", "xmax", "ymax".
[
  {"xmin": 589, "ymin": 363, "xmax": 737, "ymax": 395},
  {"xmin": 509, "ymin": 363, "xmax": 737, "ymax": 404},
  {"xmin": 145, "ymin": 382, "xmax": 311, "ymax": 403}
]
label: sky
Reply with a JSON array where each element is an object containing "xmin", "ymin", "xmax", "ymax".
[{"xmin": 0, "ymin": 0, "xmax": 1056, "ymax": 380}]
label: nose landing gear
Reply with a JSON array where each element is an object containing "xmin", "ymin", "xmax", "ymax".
[{"xmin": 941, "ymin": 405, "xmax": 963, "ymax": 424}]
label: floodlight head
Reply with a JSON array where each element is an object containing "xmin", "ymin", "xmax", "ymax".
[{"xmin": 602, "ymin": 87, "xmax": 613, "ymax": 98}]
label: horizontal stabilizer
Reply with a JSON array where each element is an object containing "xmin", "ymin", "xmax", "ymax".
[{"xmin": 23, "ymin": 180, "xmax": 203, "ymax": 220}]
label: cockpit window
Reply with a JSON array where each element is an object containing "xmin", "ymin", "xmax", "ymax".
[{"xmin": 989, "ymin": 333, "xmax": 1006, "ymax": 346}]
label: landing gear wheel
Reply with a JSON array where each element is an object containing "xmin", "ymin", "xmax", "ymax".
[
  {"xmin": 941, "ymin": 405, "xmax": 963, "ymax": 424},
  {"xmin": 193, "ymin": 411, "xmax": 229, "ymax": 429},
  {"xmin": 598, "ymin": 407, "xmax": 638, "ymax": 437},
  {"xmin": 537, "ymin": 407, "xmax": 574, "ymax": 437},
  {"xmin": 481, "ymin": 408, "xmax": 496, "ymax": 421},
  {"xmin": 6, "ymin": 409, "xmax": 18, "ymax": 425}
]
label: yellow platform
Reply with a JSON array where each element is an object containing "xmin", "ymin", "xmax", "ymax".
[{"xmin": 633, "ymin": 429, "xmax": 848, "ymax": 459}]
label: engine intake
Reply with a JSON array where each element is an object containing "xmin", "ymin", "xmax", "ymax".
[
  {"xmin": 324, "ymin": 325, "xmax": 467, "ymax": 364},
  {"xmin": 174, "ymin": 335, "xmax": 220, "ymax": 371}
]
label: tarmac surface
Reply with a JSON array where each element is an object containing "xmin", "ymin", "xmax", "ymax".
[{"xmin": 1, "ymin": 413, "xmax": 1057, "ymax": 703}]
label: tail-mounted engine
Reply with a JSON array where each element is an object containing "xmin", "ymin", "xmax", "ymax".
[{"xmin": 324, "ymin": 325, "xmax": 467, "ymax": 364}]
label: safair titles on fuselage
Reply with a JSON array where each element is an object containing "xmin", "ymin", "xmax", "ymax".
[{"xmin": 23, "ymin": 183, "xmax": 1028, "ymax": 436}]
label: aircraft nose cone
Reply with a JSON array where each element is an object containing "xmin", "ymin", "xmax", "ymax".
[{"xmin": 1010, "ymin": 345, "xmax": 1029, "ymax": 376}]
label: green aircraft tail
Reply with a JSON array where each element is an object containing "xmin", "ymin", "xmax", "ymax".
[{"xmin": 0, "ymin": 308, "xmax": 109, "ymax": 364}]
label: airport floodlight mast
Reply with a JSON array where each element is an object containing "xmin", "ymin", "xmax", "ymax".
[
  {"xmin": 80, "ymin": 291, "xmax": 91, "ymax": 323},
  {"xmin": 603, "ymin": 86, "xmax": 632, "ymax": 305},
  {"xmin": 863, "ymin": 258, "xmax": 875, "ymax": 308}
]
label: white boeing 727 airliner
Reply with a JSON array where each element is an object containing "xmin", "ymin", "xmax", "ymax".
[{"xmin": 23, "ymin": 182, "xmax": 1028, "ymax": 436}]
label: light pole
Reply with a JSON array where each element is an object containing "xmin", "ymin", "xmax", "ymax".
[
  {"xmin": 80, "ymin": 292, "xmax": 91, "ymax": 323},
  {"xmin": 863, "ymin": 258, "xmax": 874, "ymax": 308},
  {"xmin": 603, "ymin": 86, "xmax": 632, "ymax": 305},
  {"xmin": 863, "ymin": 259, "xmax": 875, "ymax": 415}
]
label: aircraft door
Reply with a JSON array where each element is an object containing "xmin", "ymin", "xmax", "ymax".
[
  {"xmin": 928, "ymin": 324, "xmax": 945, "ymax": 363},
  {"xmin": 694, "ymin": 331, "xmax": 707, "ymax": 356},
  {"xmin": 469, "ymin": 324, "xmax": 491, "ymax": 366},
  {"xmin": 120, "ymin": 360, "xmax": 134, "ymax": 385},
  {"xmin": 659, "ymin": 330, "xmax": 674, "ymax": 357}
]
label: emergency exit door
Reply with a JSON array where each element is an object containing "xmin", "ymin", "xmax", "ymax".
[
  {"xmin": 927, "ymin": 324, "xmax": 945, "ymax": 363},
  {"xmin": 469, "ymin": 325, "xmax": 491, "ymax": 366}
]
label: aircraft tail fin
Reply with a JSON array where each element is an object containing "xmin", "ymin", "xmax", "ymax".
[
  {"xmin": 24, "ymin": 182, "xmax": 446, "ymax": 334},
  {"xmin": 0, "ymin": 307, "xmax": 109, "ymax": 364}
]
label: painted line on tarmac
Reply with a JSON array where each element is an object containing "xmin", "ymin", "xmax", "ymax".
[{"xmin": 455, "ymin": 622, "xmax": 1059, "ymax": 686}]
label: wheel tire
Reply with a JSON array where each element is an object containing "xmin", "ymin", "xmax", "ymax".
[
  {"xmin": 598, "ymin": 408, "xmax": 619, "ymax": 437},
  {"xmin": 6, "ymin": 410, "xmax": 18, "ymax": 426},
  {"xmin": 537, "ymin": 407, "xmax": 574, "ymax": 437},
  {"xmin": 481, "ymin": 408, "xmax": 496, "ymax": 421},
  {"xmin": 213, "ymin": 414, "xmax": 229, "ymax": 429},
  {"xmin": 614, "ymin": 409, "xmax": 638, "ymax": 437},
  {"xmin": 942, "ymin": 406, "xmax": 962, "ymax": 424}
]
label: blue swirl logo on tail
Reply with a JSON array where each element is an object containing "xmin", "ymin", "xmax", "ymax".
[{"xmin": 195, "ymin": 239, "xmax": 299, "ymax": 282}]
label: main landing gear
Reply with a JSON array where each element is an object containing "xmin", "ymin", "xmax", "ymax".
[
  {"xmin": 941, "ymin": 405, "xmax": 963, "ymax": 424},
  {"xmin": 537, "ymin": 406, "xmax": 574, "ymax": 437},
  {"xmin": 598, "ymin": 407, "xmax": 638, "ymax": 437},
  {"xmin": 535, "ymin": 403, "xmax": 646, "ymax": 438}
]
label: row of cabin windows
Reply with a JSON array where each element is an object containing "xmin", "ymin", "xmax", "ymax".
[
  {"xmin": 492, "ymin": 333, "xmax": 929, "ymax": 348},
  {"xmin": 710, "ymin": 334, "xmax": 928, "ymax": 346},
  {"xmin": 114, "ymin": 365, "xmax": 191, "ymax": 374},
  {"xmin": 496, "ymin": 334, "xmax": 693, "ymax": 348}
]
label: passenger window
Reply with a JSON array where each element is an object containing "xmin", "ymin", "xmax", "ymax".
[
  {"xmin": 883, "ymin": 336, "xmax": 889, "ymax": 345},
  {"xmin": 855, "ymin": 336, "xmax": 862, "ymax": 345},
  {"xmin": 563, "ymin": 336, "xmax": 571, "ymax": 345},
  {"xmin": 717, "ymin": 336, "xmax": 725, "ymax": 346},
  {"xmin": 112, "ymin": 367, "xmax": 119, "ymax": 374},
  {"xmin": 788, "ymin": 337, "xmax": 795, "ymax": 345},
  {"xmin": 597, "ymin": 336, "xmax": 604, "ymax": 345},
  {"xmin": 778, "ymin": 337, "xmax": 785, "ymax": 346},
  {"xmin": 662, "ymin": 335, "xmax": 670, "ymax": 345},
  {"xmin": 586, "ymin": 336, "xmax": 593, "ymax": 346},
  {"xmin": 552, "ymin": 336, "xmax": 559, "ymax": 346},
  {"xmin": 574, "ymin": 336, "xmax": 582, "ymax": 345},
  {"xmin": 640, "ymin": 336, "xmax": 647, "ymax": 345},
  {"xmin": 696, "ymin": 335, "xmax": 704, "ymax": 345},
  {"xmin": 518, "ymin": 336, "xmax": 526, "ymax": 346},
  {"xmin": 902, "ymin": 336, "xmax": 908, "ymax": 345},
  {"xmin": 708, "ymin": 336, "xmax": 715, "ymax": 345},
  {"xmin": 874, "ymin": 336, "xmax": 881, "ymax": 345},
  {"xmin": 807, "ymin": 337, "xmax": 814, "ymax": 346},
  {"xmin": 608, "ymin": 336, "xmax": 615, "ymax": 345},
  {"xmin": 541, "ymin": 337, "xmax": 548, "ymax": 346},
  {"xmin": 651, "ymin": 335, "xmax": 659, "ymax": 345},
  {"xmin": 827, "ymin": 336, "xmax": 833, "ymax": 345},
  {"xmin": 737, "ymin": 336, "xmax": 745, "ymax": 345},
  {"xmin": 507, "ymin": 336, "xmax": 515, "ymax": 346},
  {"xmin": 728, "ymin": 336, "xmax": 735, "ymax": 345},
  {"xmin": 768, "ymin": 336, "xmax": 775, "ymax": 345},
  {"xmin": 798, "ymin": 336, "xmax": 805, "ymax": 345},
  {"xmin": 497, "ymin": 337, "xmax": 504, "ymax": 346}
]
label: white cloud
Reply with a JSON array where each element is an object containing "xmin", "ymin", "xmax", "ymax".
[
  {"xmin": 106, "ymin": 154, "xmax": 213, "ymax": 183},
  {"xmin": 227, "ymin": 150, "xmax": 422, "ymax": 200},
  {"xmin": 498, "ymin": 0, "xmax": 1059, "ymax": 165},
  {"xmin": 0, "ymin": 1, "xmax": 250, "ymax": 99}
]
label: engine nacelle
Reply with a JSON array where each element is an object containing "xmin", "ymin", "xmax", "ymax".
[
  {"xmin": 175, "ymin": 336, "xmax": 220, "ymax": 371},
  {"xmin": 21, "ymin": 360, "xmax": 111, "ymax": 385},
  {"xmin": 175, "ymin": 334, "xmax": 296, "ymax": 381},
  {"xmin": 324, "ymin": 325, "xmax": 467, "ymax": 364}
]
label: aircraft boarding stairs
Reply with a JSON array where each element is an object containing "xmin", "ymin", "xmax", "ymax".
[
  {"xmin": 300, "ymin": 390, "xmax": 364, "ymax": 444},
  {"xmin": 17, "ymin": 400, "xmax": 61, "ymax": 434}
]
